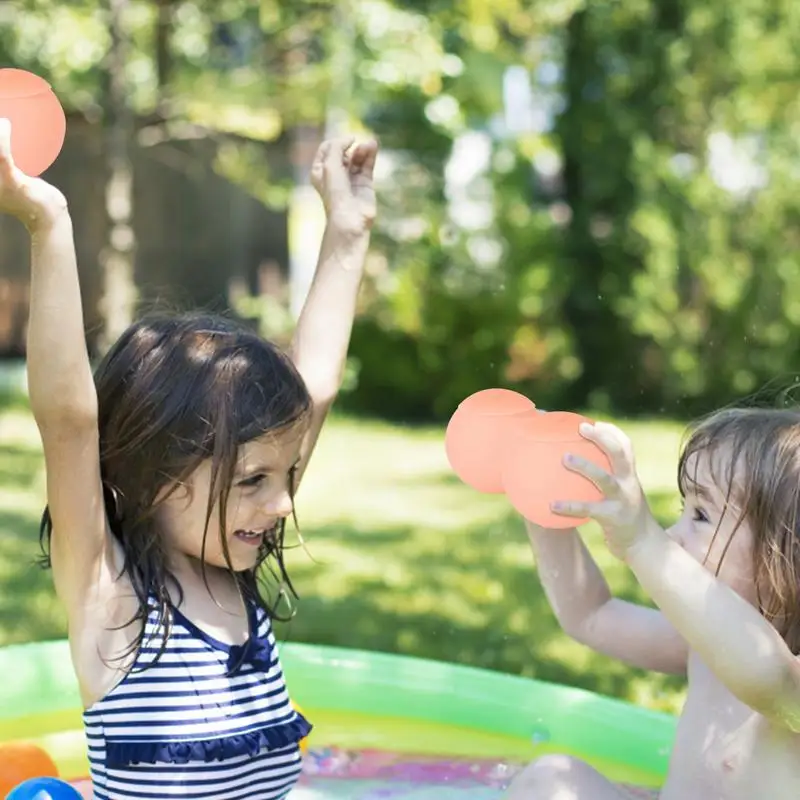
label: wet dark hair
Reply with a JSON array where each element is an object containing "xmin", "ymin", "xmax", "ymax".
[
  {"xmin": 38, "ymin": 311, "xmax": 312, "ymax": 664},
  {"xmin": 678, "ymin": 407, "xmax": 800, "ymax": 653}
]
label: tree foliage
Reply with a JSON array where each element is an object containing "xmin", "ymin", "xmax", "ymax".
[{"xmin": 3, "ymin": 0, "xmax": 799, "ymax": 419}]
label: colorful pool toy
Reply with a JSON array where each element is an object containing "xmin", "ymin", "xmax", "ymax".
[
  {"xmin": 0, "ymin": 640, "xmax": 677, "ymax": 798},
  {"xmin": 0, "ymin": 742, "xmax": 59, "ymax": 797},
  {"xmin": 6, "ymin": 776, "xmax": 83, "ymax": 799}
]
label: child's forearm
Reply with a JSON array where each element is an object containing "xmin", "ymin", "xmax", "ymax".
[
  {"xmin": 525, "ymin": 519, "xmax": 612, "ymax": 635},
  {"xmin": 290, "ymin": 226, "xmax": 370, "ymax": 402},
  {"xmin": 27, "ymin": 211, "xmax": 97, "ymax": 424},
  {"xmin": 627, "ymin": 522, "xmax": 793, "ymax": 705}
]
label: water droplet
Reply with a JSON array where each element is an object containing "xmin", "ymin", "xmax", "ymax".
[{"xmin": 531, "ymin": 728, "xmax": 551, "ymax": 744}]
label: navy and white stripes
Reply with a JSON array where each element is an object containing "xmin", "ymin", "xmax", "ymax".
[{"xmin": 84, "ymin": 600, "xmax": 311, "ymax": 799}]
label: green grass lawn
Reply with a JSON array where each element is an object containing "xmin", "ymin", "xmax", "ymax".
[{"xmin": 0, "ymin": 400, "xmax": 688, "ymax": 715}]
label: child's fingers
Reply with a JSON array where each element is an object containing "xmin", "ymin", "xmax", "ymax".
[
  {"xmin": 324, "ymin": 137, "xmax": 355, "ymax": 164},
  {"xmin": 579, "ymin": 421, "xmax": 635, "ymax": 477},
  {"xmin": 312, "ymin": 139, "xmax": 331, "ymax": 165},
  {"xmin": 310, "ymin": 140, "xmax": 330, "ymax": 183},
  {"xmin": 319, "ymin": 137, "xmax": 355, "ymax": 193},
  {"xmin": 550, "ymin": 498, "xmax": 606, "ymax": 519},
  {"xmin": 348, "ymin": 139, "xmax": 378, "ymax": 177},
  {"xmin": 551, "ymin": 498, "xmax": 622, "ymax": 528},
  {"xmin": 563, "ymin": 452, "xmax": 618, "ymax": 498},
  {"xmin": 0, "ymin": 118, "xmax": 13, "ymax": 175}
]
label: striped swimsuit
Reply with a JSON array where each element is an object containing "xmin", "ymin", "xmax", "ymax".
[{"xmin": 83, "ymin": 598, "xmax": 311, "ymax": 799}]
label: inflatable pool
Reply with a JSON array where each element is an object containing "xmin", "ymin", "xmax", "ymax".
[{"xmin": 0, "ymin": 639, "xmax": 676, "ymax": 797}]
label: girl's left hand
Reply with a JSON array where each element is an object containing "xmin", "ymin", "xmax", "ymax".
[
  {"xmin": 311, "ymin": 137, "xmax": 378, "ymax": 236},
  {"xmin": 551, "ymin": 421, "xmax": 660, "ymax": 560}
]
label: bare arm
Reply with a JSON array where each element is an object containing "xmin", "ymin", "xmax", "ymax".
[
  {"xmin": 28, "ymin": 213, "xmax": 97, "ymax": 422},
  {"xmin": 290, "ymin": 138, "xmax": 376, "ymax": 485},
  {"xmin": 527, "ymin": 519, "xmax": 688, "ymax": 675},
  {"xmin": 28, "ymin": 211, "xmax": 109, "ymax": 592},
  {"xmin": 290, "ymin": 226, "xmax": 370, "ymax": 482},
  {"xmin": 0, "ymin": 119, "xmax": 111, "ymax": 618},
  {"xmin": 627, "ymin": 523, "xmax": 800, "ymax": 729}
]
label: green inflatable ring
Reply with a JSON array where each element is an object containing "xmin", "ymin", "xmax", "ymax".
[{"xmin": 0, "ymin": 639, "xmax": 676, "ymax": 792}]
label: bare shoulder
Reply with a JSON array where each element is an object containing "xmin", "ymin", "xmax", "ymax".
[
  {"xmin": 54, "ymin": 532, "xmax": 144, "ymax": 708},
  {"xmin": 36, "ymin": 412, "xmax": 149, "ymax": 705}
]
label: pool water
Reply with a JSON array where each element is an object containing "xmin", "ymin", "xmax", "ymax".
[
  {"xmin": 296, "ymin": 780, "xmax": 503, "ymax": 798},
  {"xmin": 287, "ymin": 749, "xmax": 657, "ymax": 799},
  {"xmin": 295, "ymin": 779, "xmax": 655, "ymax": 799},
  {"xmin": 298, "ymin": 754, "xmax": 513, "ymax": 798},
  {"xmin": 62, "ymin": 743, "xmax": 655, "ymax": 799},
  {"xmin": 63, "ymin": 746, "xmax": 655, "ymax": 798}
]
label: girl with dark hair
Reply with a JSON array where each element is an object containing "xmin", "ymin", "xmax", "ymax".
[{"xmin": 0, "ymin": 118, "xmax": 377, "ymax": 800}]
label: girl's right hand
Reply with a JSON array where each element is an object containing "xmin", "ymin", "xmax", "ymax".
[{"xmin": 0, "ymin": 118, "xmax": 68, "ymax": 232}]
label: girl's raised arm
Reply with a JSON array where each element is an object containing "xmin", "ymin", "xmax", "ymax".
[
  {"xmin": 289, "ymin": 137, "xmax": 377, "ymax": 486},
  {"xmin": 0, "ymin": 119, "xmax": 112, "ymax": 618}
]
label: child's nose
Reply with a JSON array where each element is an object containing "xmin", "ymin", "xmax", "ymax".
[{"xmin": 269, "ymin": 490, "xmax": 294, "ymax": 519}]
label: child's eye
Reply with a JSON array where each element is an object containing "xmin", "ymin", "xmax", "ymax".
[
  {"xmin": 692, "ymin": 506, "xmax": 709, "ymax": 523},
  {"xmin": 238, "ymin": 473, "xmax": 266, "ymax": 489}
]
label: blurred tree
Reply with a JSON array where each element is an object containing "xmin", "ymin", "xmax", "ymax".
[
  {"xmin": 3, "ymin": 0, "xmax": 800, "ymax": 417},
  {"xmin": 552, "ymin": 0, "xmax": 800, "ymax": 414},
  {"xmin": 98, "ymin": 0, "xmax": 137, "ymax": 350}
]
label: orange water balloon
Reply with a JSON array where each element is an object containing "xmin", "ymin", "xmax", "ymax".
[
  {"xmin": 501, "ymin": 411, "xmax": 611, "ymax": 528},
  {"xmin": 0, "ymin": 741, "xmax": 59, "ymax": 797},
  {"xmin": 0, "ymin": 68, "xmax": 66, "ymax": 177},
  {"xmin": 445, "ymin": 389, "xmax": 536, "ymax": 493}
]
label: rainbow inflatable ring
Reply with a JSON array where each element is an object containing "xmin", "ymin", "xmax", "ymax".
[{"xmin": 0, "ymin": 640, "xmax": 674, "ymax": 798}]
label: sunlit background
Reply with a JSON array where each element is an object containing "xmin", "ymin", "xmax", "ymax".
[{"xmin": 1, "ymin": 0, "xmax": 799, "ymax": 718}]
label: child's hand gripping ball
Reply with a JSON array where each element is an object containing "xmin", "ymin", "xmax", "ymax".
[
  {"xmin": 501, "ymin": 411, "xmax": 612, "ymax": 528},
  {"xmin": 445, "ymin": 389, "xmax": 611, "ymax": 528}
]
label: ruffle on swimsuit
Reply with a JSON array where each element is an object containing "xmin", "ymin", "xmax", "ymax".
[
  {"xmin": 96, "ymin": 600, "xmax": 312, "ymax": 769},
  {"xmin": 106, "ymin": 710, "xmax": 311, "ymax": 767}
]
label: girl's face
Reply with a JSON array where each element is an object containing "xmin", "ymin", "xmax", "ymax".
[
  {"xmin": 668, "ymin": 450, "xmax": 757, "ymax": 605},
  {"xmin": 157, "ymin": 423, "xmax": 307, "ymax": 574}
]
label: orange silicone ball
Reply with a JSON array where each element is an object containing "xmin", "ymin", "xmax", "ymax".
[
  {"xmin": 501, "ymin": 411, "xmax": 612, "ymax": 528},
  {"xmin": 0, "ymin": 741, "xmax": 59, "ymax": 797},
  {"xmin": 445, "ymin": 389, "xmax": 536, "ymax": 493},
  {"xmin": 0, "ymin": 68, "xmax": 66, "ymax": 177}
]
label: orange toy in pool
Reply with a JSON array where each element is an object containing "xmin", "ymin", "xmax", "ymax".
[{"xmin": 0, "ymin": 742, "xmax": 59, "ymax": 796}]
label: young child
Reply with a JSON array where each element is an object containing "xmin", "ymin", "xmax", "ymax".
[
  {"xmin": 0, "ymin": 118, "xmax": 377, "ymax": 799},
  {"xmin": 506, "ymin": 409, "xmax": 800, "ymax": 799}
]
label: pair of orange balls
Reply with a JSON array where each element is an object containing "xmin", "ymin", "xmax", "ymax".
[{"xmin": 445, "ymin": 389, "xmax": 611, "ymax": 528}]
